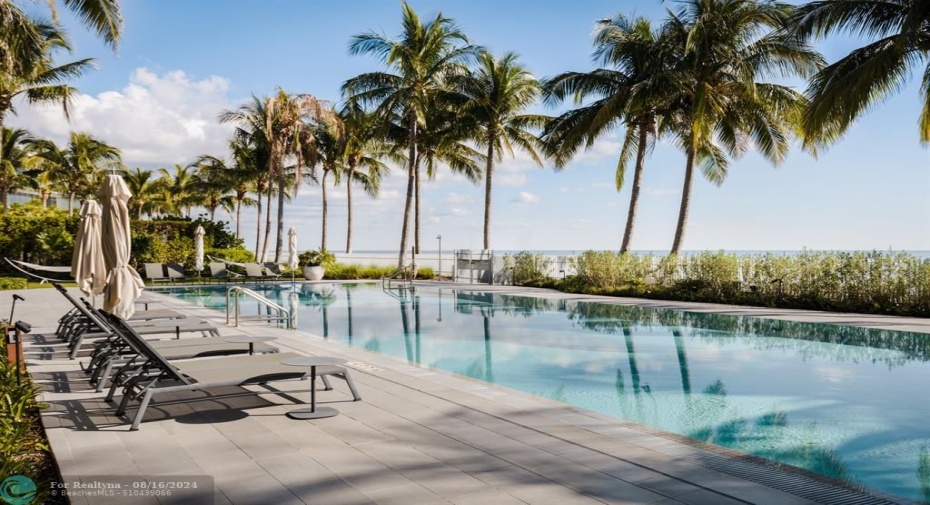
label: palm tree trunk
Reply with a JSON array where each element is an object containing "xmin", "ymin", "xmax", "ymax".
[
  {"xmin": 414, "ymin": 160, "xmax": 420, "ymax": 255},
  {"xmin": 254, "ymin": 190, "xmax": 263, "ymax": 260},
  {"xmin": 621, "ymin": 122, "xmax": 649, "ymax": 253},
  {"xmin": 210, "ymin": 205, "xmax": 216, "ymax": 223},
  {"xmin": 261, "ymin": 189, "xmax": 272, "ymax": 262},
  {"xmin": 41, "ymin": 189, "xmax": 50, "ymax": 208},
  {"xmin": 235, "ymin": 198, "xmax": 242, "ymax": 238},
  {"xmin": 68, "ymin": 193, "xmax": 75, "ymax": 216},
  {"xmin": 398, "ymin": 115, "xmax": 417, "ymax": 268},
  {"xmin": 0, "ymin": 188, "xmax": 8, "ymax": 210},
  {"xmin": 671, "ymin": 148, "xmax": 696, "ymax": 255},
  {"xmin": 321, "ymin": 170, "xmax": 329, "ymax": 250},
  {"xmin": 483, "ymin": 142, "xmax": 495, "ymax": 250},
  {"xmin": 345, "ymin": 167, "xmax": 354, "ymax": 253},
  {"xmin": 274, "ymin": 174, "xmax": 286, "ymax": 263}
]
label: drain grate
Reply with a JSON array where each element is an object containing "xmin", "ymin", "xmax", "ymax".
[{"xmin": 687, "ymin": 451, "xmax": 911, "ymax": 505}]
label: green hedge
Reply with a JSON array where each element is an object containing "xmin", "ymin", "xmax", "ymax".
[
  {"xmin": 325, "ymin": 263, "xmax": 434, "ymax": 280},
  {"xmin": 522, "ymin": 250, "xmax": 930, "ymax": 318},
  {"xmin": 0, "ymin": 204, "xmax": 252, "ymax": 277}
]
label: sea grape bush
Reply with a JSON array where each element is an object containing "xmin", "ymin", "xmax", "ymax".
[{"xmin": 517, "ymin": 250, "xmax": 930, "ymax": 318}]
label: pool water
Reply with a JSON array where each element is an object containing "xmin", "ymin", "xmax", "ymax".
[{"xmin": 162, "ymin": 282, "xmax": 930, "ymax": 503}]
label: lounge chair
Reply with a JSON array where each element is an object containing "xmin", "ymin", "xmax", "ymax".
[
  {"xmin": 74, "ymin": 300, "xmax": 280, "ymax": 392},
  {"xmin": 166, "ymin": 263, "xmax": 187, "ymax": 283},
  {"xmin": 51, "ymin": 284, "xmax": 221, "ymax": 359},
  {"xmin": 144, "ymin": 263, "xmax": 169, "ymax": 283},
  {"xmin": 209, "ymin": 262, "xmax": 241, "ymax": 282},
  {"xmin": 264, "ymin": 263, "xmax": 285, "ymax": 280},
  {"xmin": 100, "ymin": 311, "xmax": 361, "ymax": 430},
  {"xmin": 244, "ymin": 263, "xmax": 266, "ymax": 280}
]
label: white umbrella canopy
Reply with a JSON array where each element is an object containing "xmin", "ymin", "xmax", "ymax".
[
  {"xmin": 194, "ymin": 225, "xmax": 205, "ymax": 272},
  {"xmin": 98, "ymin": 174, "xmax": 144, "ymax": 319},
  {"xmin": 287, "ymin": 227, "xmax": 299, "ymax": 270},
  {"xmin": 71, "ymin": 200, "xmax": 106, "ymax": 297}
]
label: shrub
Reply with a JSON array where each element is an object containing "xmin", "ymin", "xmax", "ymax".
[
  {"xmin": 206, "ymin": 248, "xmax": 255, "ymax": 264},
  {"xmin": 323, "ymin": 263, "xmax": 434, "ymax": 280},
  {"xmin": 0, "ymin": 278, "xmax": 27, "ymax": 290},
  {"xmin": 504, "ymin": 251, "xmax": 552, "ymax": 286},
  {"xmin": 568, "ymin": 249, "xmax": 930, "ymax": 318},
  {"xmin": 0, "ymin": 339, "xmax": 56, "ymax": 504}
]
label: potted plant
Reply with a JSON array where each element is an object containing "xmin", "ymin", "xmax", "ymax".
[{"xmin": 299, "ymin": 247, "xmax": 335, "ymax": 281}]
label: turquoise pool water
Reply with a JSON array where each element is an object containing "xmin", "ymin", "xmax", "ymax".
[{"xmin": 162, "ymin": 282, "xmax": 930, "ymax": 503}]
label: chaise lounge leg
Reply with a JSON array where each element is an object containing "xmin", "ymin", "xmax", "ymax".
[
  {"xmin": 343, "ymin": 373, "xmax": 362, "ymax": 401},
  {"xmin": 130, "ymin": 390, "xmax": 155, "ymax": 431},
  {"xmin": 96, "ymin": 359, "xmax": 115, "ymax": 393},
  {"xmin": 116, "ymin": 391, "xmax": 132, "ymax": 416},
  {"xmin": 320, "ymin": 375, "xmax": 333, "ymax": 391}
]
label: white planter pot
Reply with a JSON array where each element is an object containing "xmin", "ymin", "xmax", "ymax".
[{"xmin": 302, "ymin": 266, "xmax": 325, "ymax": 281}]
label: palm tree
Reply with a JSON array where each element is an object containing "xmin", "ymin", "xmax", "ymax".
[
  {"xmin": 122, "ymin": 167, "xmax": 165, "ymax": 218},
  {"xmin": 0, "ymin": 127, "xmax": 36, "ymax": 209},
  {"xmin": 789, "ymin": 0, "xmax": 930, "ymax": 145},
  {"xmin": 309, "ymin": 118, "xmax": 343, "ymax": 251},
  {"xmin": 157, "ymin": 164, "xmax": 198, "ymax": 217},
  {"xmin": 225, "ymin": 140, "xmax": 260, "ymax": 238},
  {"xmin": 335, "ymin": 103, "xmax": 391, "ymax": 253},
  {"xmin": 1, "ymin": 0, "xmax": 119, "ymax": 84},
  {"xmin": 459, "ymin": 51, "xmax": 546, "ymax": 250},
  {"xmin": 0, "ymin": 20, "xmax": 93, "ymax": 175},
  {"xmin": 344, "ymin": 1, "xmax": 477, "ymax": 267},
  {"xmin": 220, "ymin": 91, "xmax": 332, "ymax": 262},
  {"xmin": 32, "ymin": 132, "xmax": 121, "ymax": 214},
  {"xmin": 543, "ymin": 15, "xmax": 677, "ymax": 253},
  {"xmin": 1, "ymin": 0, "xmax": 122, "ymax": 49},
  {"xmin": 664, "ymin": 0, "xmax": 823, "ymax": 254},
  {"xmin": 190, "ymin": 156, "xmax": 234, "ymax": 223}
]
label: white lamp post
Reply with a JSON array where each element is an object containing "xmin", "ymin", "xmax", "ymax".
[{"xmin": 436, "ymin": 234, "xmax": 442, "ymax": 279}]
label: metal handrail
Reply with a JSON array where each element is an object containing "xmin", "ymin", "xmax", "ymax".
[{"xmin": 226, "ymin": 286, "xmax": 291, "ymax": 329}]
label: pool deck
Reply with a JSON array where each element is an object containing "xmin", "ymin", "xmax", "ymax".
[{"xmin": 12, "ymin": 282, "xmax": 924, "ymax": 505}]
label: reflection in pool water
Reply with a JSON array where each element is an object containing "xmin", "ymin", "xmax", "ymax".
[{"xmin": 163, "ymin": 282, "xmax": 930, "ymax": 503}]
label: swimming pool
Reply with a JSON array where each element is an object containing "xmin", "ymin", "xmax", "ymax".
[{"xmin": 161, "ymin": 282, "xmax": 930, "ymax": 503}]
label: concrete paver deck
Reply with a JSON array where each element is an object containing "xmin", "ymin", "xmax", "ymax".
[{"xmin": 8, "ymin": 283, "xmax": 919, "ymax": 505}]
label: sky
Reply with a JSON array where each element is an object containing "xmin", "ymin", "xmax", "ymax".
[{"xmin": 11, "ymin": 0, "xmax": 930, "ymax": 254}]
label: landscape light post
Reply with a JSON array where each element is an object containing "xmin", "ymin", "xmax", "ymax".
[{"xmin": 436, "ymin": 234, "xmax": 442, "ymax": 279}]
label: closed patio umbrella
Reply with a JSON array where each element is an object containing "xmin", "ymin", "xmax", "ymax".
[
  {"xmin": 71, "ymin": 200, "xmax": 106, "ymax": 297},
  {"xmin": 194, "ymin": 225, "xmax": 205, "ymax": 273},
  {"xmin": 98, "ymin": 174, "xmax": 144, "ymax": 319},
  {"xmin": 287, "ymin": 227, "xmax": 299, "ymax": 271}
]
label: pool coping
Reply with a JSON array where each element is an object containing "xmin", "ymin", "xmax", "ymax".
[{"xmin": 23, "ymin": 282, "xmax": 924, "ymax": 504}]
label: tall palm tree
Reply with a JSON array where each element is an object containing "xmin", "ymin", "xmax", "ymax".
[
  {"xmin": 0, "ymin": 127, "xmax": 36, "ymax": 209},
  {"xmin": 335, "ymin": 103, "xmax": 391, "ymax": 253},
  {"xmin": 789, "ymin": 0, "xmax": 930, "ymax": 145},
  {"xmin": 310, "ymin": 118, "xmax": 343, "ymax": 251},
  {"xmin": 225, "ymin": 140, "xmax": 260, "ymax": 238},
  {"xmin": 664, "ymin": 0, "xmax": 823, "ymax": 254},
  {"xmin": 122, "ymin": 167, "xmax": 165, "ymax": 218},
  {"xmin": 1, "ymin": 0, "xmax": 119, "ymax": 83},
  {"xmin": 0, "ymin": 20, "xmax": 93, "ymax": 175},
  {"xmin": 1, "ymin": 0, "xmax": 122, "ymax": 49},
  {"xmin": 459, "ymin": 51, "xmax": 546, "ymax": 250},
  {"xmin": 32, "ymin": 131, "xmax": 121, "ymax": 214},
  {"xmin": 344, "ymin": 1, "xmax": 477, "ymax": 267},
  {"xmin": 543, "ymin": 15, "xmax": 677, "ymax": 253},
  {"xmin": 220, "ymin": 91, "xmax": 332, "ymax": 262}
]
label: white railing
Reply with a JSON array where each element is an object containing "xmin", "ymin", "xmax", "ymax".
[{"xmin": 226, "ymin": 286, "xmax": 291, "ymax": 329}]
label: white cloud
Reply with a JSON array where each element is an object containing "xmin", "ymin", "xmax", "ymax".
[
  {"xmin": 513, "ymin": 192, "xmax": 540, "ymax": 204},
  {"xmin": 10, "ymin": 68, "xmax": 235, "ymax": 166},
  {"xmin": 444, "ymin": 192, "xmax": 471, "ymax": 204}
]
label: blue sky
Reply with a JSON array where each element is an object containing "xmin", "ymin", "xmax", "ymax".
[{"xmin": 13, "ymin": 0, "xmax": 930, "ymax": 253}]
